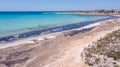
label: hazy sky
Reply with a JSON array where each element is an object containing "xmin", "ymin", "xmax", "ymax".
[{"xmin": 0, "ymin": 0, "xmax": 120, "ymax": 11}]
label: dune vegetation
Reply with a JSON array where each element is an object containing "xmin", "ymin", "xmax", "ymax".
[{"xmin": 82, "ymin": 29, "xmax": 120, "ymax": 67}]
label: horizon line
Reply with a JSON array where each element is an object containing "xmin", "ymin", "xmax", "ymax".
[{"xmin": 0, "ymin": 9, "xmax": 120, "ymax": 12}]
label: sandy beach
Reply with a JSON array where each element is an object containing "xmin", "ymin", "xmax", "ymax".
[{"xmin": 0, "ymin": 17, "xmax": 120, "ymax": 67}]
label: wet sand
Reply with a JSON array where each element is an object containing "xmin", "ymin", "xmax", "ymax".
[{"xmin": 0, "ymin": 18, "xmax": 120, "ymax": 67}]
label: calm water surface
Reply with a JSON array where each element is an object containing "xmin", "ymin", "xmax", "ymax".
[{"xmin": 0, "ymin": 12, "xmax": 110, "ymax": 37}]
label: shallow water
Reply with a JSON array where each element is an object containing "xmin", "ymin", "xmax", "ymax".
[{"xmin": 0, "ymin": 12, "xmax": 110, "ymax": 37}]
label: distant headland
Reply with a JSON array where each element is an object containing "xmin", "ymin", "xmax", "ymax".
[{"xmin": 43, "ymin": 10, "xmax": 120, "ymax": 15}]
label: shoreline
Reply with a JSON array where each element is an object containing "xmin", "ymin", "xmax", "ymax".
[
  {"xmin": 0, "ymin": 16, "xmax": 117, "ymax": 43},
  {"xmin": 0, "ymin": 22, "xmax": 100, "ymax": 49},
  {"xmin": 0, "ymin": 17, "xmax": 118, "ymax": 49}
]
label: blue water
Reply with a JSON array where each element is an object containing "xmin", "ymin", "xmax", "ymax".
[{"xmin": 0, "ymin": 12, "xmax": 110, "ymax": 37}]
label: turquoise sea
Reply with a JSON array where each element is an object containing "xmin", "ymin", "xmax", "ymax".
[{"xmin": 0, "ymin": 12, "xmax": 114, "ymax": 42}]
